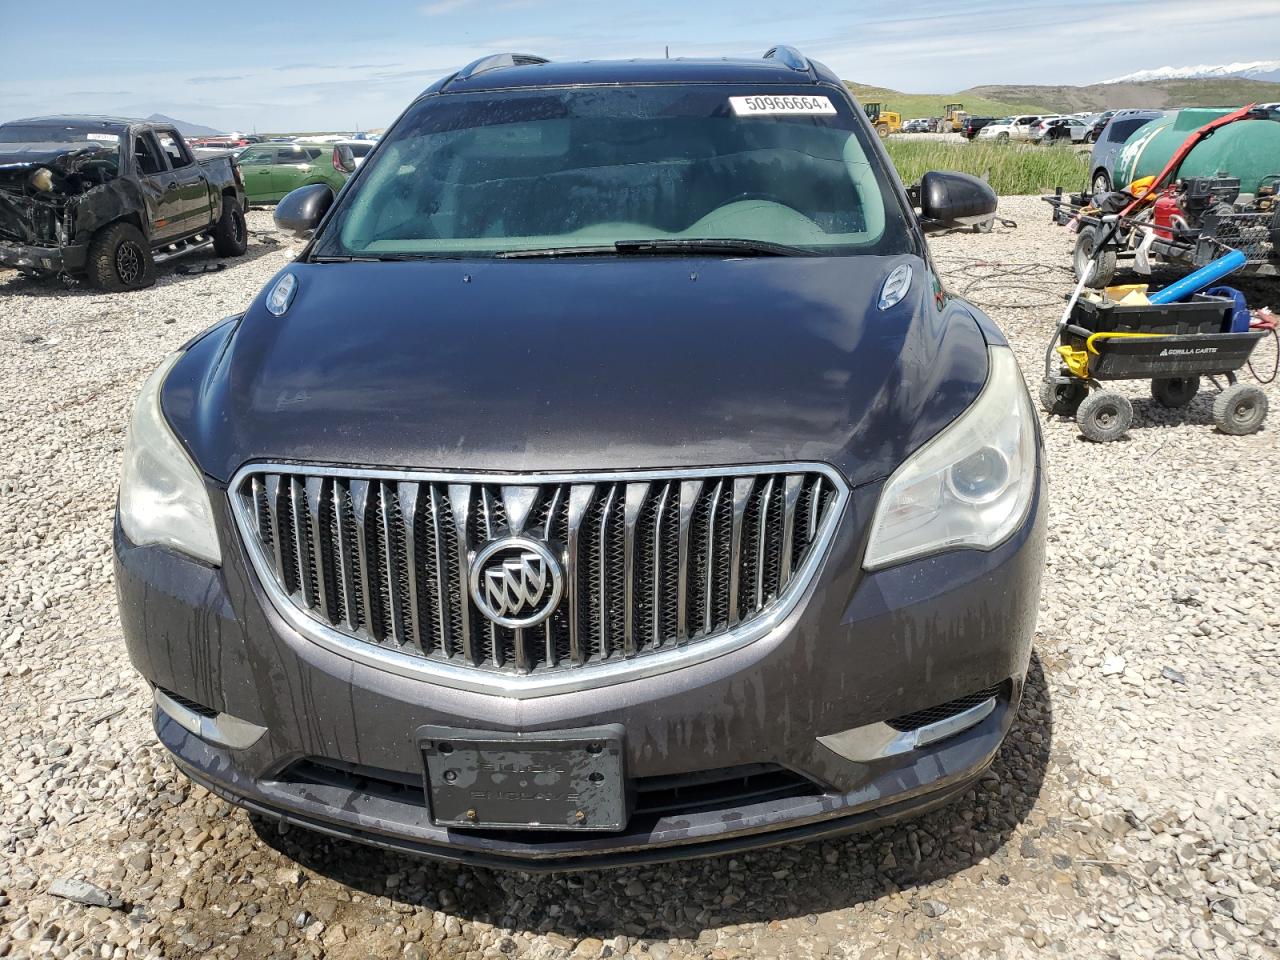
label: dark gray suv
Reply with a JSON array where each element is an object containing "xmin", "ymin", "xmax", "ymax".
[{"xmin": 114, "ymin": 48, "xmax": 1046, "ymax": 868}]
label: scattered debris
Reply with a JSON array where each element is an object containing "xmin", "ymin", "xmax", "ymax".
[
  {"xmin": 47, "ymin": 878, "xmax": 125, "ymax": 910},
  {"xmin": 177, "ymin": 262, "xmax": 227, "ymax": 276}
]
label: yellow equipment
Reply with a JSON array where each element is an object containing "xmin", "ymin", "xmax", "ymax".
[
  {"xmin": 941, "ymin": 103, "xmax": 968, "ymax": 132},
  {"xmin": 1056, "ymin": 331, "xmax": 1167, "ymax": 379},
  {"xmin": 863, "ymin": 102, "xmax": 902, "ymax": 138}
]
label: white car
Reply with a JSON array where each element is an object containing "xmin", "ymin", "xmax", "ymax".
[
  {"xmin": 333, "ymin": 139, "xmax": 375, "ymax": 167},
  {"xmin": 977, "ymin": 115, "xmax": 1044, "ymax": 142},
  {"xmin": 1030, "ymin": 116, "xmax": 1089, "ymax": 144}
]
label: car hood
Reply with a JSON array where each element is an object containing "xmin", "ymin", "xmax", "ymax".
[{"xmin": 164, "ymin": 255, "xmax": 989, "ymax": 488}]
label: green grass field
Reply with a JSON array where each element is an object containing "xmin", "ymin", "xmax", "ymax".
[
  {"xmin": 883, "ymin": 139, "xmax": 1090, "ymax": 196},
  {"xmin": 845, "ymin": 83, "xmax": 1038, "ymax": 120}
]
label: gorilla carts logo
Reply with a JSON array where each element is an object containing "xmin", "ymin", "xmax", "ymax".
[{"xmin": 469, "ymin": 537, "xmax": 564, "ymax": 628}]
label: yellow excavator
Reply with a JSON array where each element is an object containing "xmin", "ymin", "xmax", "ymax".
[{"xmin": 863, "ymin": 102, "xmax": 902, "ymax": 138}]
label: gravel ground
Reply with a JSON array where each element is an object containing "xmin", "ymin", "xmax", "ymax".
[{"xmin": 1, "ymin": 198, "xmax": 1277, "ymax": 960}]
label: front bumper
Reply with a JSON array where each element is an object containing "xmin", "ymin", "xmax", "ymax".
[
  {"xmin": 115, "ymin": 470, "xmax": 1046, "ymax": 868},
  {"xmin": 0, "ymin": 238, "xmax": 85, "ymax": 275}
]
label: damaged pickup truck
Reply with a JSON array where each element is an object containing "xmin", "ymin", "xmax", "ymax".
[{"xmin": 0, "ymin": 116, "xmax": 248, "ymax": 291}]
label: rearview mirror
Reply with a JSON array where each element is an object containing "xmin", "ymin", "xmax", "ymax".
[
  {"xmin": 274, "ymin": 183, "xmax": 334, "ymax": 237},
  {"xmin": 914, "ymin": 171, "xmax": 997, "ymax": 232},
  {"xmin": 334, "ymin": 144, "xmax": 357, "ymax": 174}
]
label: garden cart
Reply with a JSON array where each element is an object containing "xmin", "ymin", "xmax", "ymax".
[{"xmin": 1040, "ymin": 287, "xmax": 1270, "ymax": 441}]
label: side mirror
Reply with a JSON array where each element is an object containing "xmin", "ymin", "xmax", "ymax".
[
  {"xmin": 915, "ymin": 171, "xmax": 997, "ymax": 232},
  {"xmin": 274, "ymin": 183, "xmax": 334, "ymax": 237},
  {"xmin": 334, "ymin": 144, "xmax": 357, "ymax": 174}
]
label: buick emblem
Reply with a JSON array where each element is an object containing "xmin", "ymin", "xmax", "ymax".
[{"xmin": 469, "ymin": 537, "xmax": 564, "ymax": 628}]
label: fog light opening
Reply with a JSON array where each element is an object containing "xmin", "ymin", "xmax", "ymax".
[{"xmin": 154, "ymin": 687, "xmax": 267, "ymax": 750}]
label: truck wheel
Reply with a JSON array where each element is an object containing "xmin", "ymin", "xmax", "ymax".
[
  {"xmin": 996, "ymin": 132, "xmax": 1009, "ymax": 143},
  {"xmin": 1039, "ymin": 379, "xmax": 1087, "ymax": 416},
  {"xmin": 87, "ymin": 222, "xmax": 155, "ymax": 292},
  {"xmin": 1151, "ymin": 376, "xmax": 1199, "ymax": 408},
  {"xmin": 1076, "ymin": 390, "xmax": 1132, "ymax": 442},
  {"xmin": 212, "ymin": 195, "xmax": 248, "ymax": 258},
  {"xmin": 1074, "ymin": 226, "xmax": 1117, "ymax": 289},
  {"xmin": 1091, "ymin": 170, "xmax": 1112, "ymax": 195},
  {"xmin": 876, "ymin": 122, "xmax": 889, "ymax": 139},
  {"xmin": 1212, "ymin": 383, "xmax": 1268, "ymax": 435}
]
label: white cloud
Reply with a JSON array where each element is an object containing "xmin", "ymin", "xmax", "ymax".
[{"xmin": 419, "ymin": 0, "xmax": 474, "ymax": 14}]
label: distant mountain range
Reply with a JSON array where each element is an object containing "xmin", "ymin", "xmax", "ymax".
[
  {"xmin": 143, "ymin": 113, "xmax": 224, "ymax": 137},
  {"xmin": 847, "ymin": 76, "xmax": 1280, "ymax": 121},
  {"xmin": 1103, "ymin": 61, "xmax": 1280, "ymax": 85}
]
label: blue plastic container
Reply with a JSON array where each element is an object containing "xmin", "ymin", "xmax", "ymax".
[{"xmin": 1204, "ymin": 286, "xmax": 1251, "ymax": 332}]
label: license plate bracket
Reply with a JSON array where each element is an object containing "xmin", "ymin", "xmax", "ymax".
[{"xmin": 419, "ymin": 724, "xmax": 628, "ymax": 831}]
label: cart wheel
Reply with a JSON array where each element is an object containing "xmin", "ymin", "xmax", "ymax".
[
  {"xmin": 1151, "ymin": 376, "xmax": 1200, "ymax": 408},
  {"xmin": 1076, "ymin": 390, "xmax": 1132, "ymax": 442},
  {"xmin": 1212, "ymin": 383, "xmax": 1268, "ymax": 436},
  {"xmin": 1074, "ymin": 226, "xmax": 1117, "ymax": 289},
  {"xmin": 1039, "ymin": 379, "xmax": 1088, "ymax": 416}
]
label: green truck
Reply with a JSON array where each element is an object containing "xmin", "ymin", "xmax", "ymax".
[{"xmin": 237, "ymin": 142, "xmax": 354, "ymax": 204}]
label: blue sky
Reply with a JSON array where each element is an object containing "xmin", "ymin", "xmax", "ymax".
[{"xmin": 0, "ymin": 0, "xmax": 1273, "ymax": 132}]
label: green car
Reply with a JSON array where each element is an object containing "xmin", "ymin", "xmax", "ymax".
[{"xmin": 236, "ymin": 142, "xmax": 351, "ymax": 204}]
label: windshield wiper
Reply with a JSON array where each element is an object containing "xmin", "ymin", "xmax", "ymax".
[
  {"xmin": 498, "ymin": 238, "xmax": 808, "ymax": 259},
  {"xmin": 614, "ymin": 238, "xmax": 808, "ymax": 257},
  {"xmin": 495, "ymin": 245, "xmax": 616, "ymax": 259},
  {"xmin": 310, "ymin": 252, "xmax": 462, "ymax": 263}
]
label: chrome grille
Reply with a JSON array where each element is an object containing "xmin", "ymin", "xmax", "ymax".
[{"xmin": 231, "ymin": 465, "xmax": 845, "ymax": 695}]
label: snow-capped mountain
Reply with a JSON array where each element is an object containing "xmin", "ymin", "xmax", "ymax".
[{"xmin": 1103, "ymin": 61, "xmax": 1280, "ymax": 84}]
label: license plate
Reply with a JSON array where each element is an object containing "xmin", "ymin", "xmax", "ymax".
[{"xmin": 419, "ymin": 725, "xmax": 627, "ymax": 831}]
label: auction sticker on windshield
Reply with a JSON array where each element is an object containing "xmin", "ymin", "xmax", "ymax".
[{"xmin": 730, "ymin": 95, "xmax": 837, "ymax": 116}]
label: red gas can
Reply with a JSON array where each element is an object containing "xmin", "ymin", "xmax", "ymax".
[{"xmin": 1153, "ymin": 190, "xmax": 1186, "ymax": 240}]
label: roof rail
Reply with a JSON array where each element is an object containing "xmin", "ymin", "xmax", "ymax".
[
  {"xmin": 763, "ymin": 46, "xmax": 809, "ymax": 72},
  {"xmin": 453, "ymin": 53, "xmax": 550, "ymax": 82}
]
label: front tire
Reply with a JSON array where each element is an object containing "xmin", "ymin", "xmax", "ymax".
[
  {"xmin": 1212, "ymin": 384, "xmax": 1268, "ymax": 435},
  {"xmin": 212, "ymin": 194, "xmax": 248, "ymax": 258},
  {"xmin": 1077, "ymin": 390, "xmax": 1132, "ymax": 442},
  {"xmin": 86, "ymin": 222, "xmax": 155, "ymax": 292},
  {"xmin": 876, "ymin": 122, "xmax": 889, "ymax": 139},
  {"xmin": 1092, "ymin": 170, "xmax": 1112, "ymax": 195}
]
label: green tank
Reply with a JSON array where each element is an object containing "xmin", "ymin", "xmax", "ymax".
[{"xmin": 1114, "ymin": 108, "xmax": 1280, "ymax": 195}]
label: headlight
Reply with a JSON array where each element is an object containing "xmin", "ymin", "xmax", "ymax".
[
  {"xmin": 118, "ymin": 353, "xmax": 221, "ymax": 565},
  {"xmin": 863, "ymin": 346, "xmax": 1036, "ymax": 570}
]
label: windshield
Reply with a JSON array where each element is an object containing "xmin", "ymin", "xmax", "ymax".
[
  {"xmin": 312, "ymin": 84, "xmax": 913, "ymax": 259},
  {"xmin": 0, "ymin": 123, "xmax": 125, "ymax": 151}
]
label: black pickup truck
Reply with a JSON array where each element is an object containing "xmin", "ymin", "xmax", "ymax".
[{"xmin": 0, "ymin": 116, "xmax": 247, "ymax": 290}]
